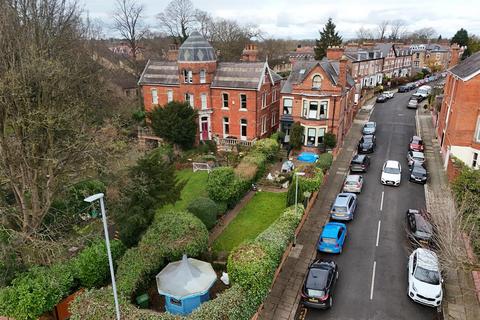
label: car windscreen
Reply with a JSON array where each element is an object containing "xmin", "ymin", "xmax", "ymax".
[
  {"xmin": 333, "ymin": 205, "xmax": 348, "ymax": 213},
  {"xmin": 412, "ymin": 166, "xmax": 426, "ymax": 175},
  {"xmin": 414, "ymin": 266, "xmax": 440, "ymax": 285},
  {"xmin": 383, "ymin": 167, "xmax": 400, "ymax": 174},
  {"xmin": 321, "ymin": 237, "xmax": 337, "ymax": 244},
  {"xmin": 365, "ymin": 123, "xmax": 375, "ymax": 128},
  {"xmin": 306, "ymin": 268, "xmax": 329, "ymax": 294},
  {"xmin": 345, "ymin": 180, "xmax": 358, "ymax": 185}
]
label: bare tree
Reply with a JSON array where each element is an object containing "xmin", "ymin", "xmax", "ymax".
[
  {"xmin": 113, "ymin": 0, "xmax": 148, "ymax": 76},
  {"xmin": 388, "ymin": 19, "xmax": 406, "ymax": 41},
  {"xmin": 410, "ymin": 27, "xmax": 437, "ymax": 42},
  {"xmin": 157, "ymin": 0, "xmax": 197, "ymax": 44},
  {"xmin": 376, "ymin": 20, "xmax": 389, "ymax": 41},
  {"xmin": 356, "ymin": 26, "xmax": 374, "ymax": 41},
  {"xmin": 194, "ymin": 9, "xmax": 212, "ymax": 39}
]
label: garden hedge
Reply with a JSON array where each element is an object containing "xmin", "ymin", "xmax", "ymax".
[
  {"xmin": 316, "ymin": 153, "xmax": 333, "ymax": 172},
  {"xmin": 187, "ymin": 197, "xmax": 220, "ymax": 230},
  {"xmin": 116, "ymin": 208, "xmax": 208, "ymax": 297}
]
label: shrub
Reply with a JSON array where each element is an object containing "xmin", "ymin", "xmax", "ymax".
[
  {"xmin": 270, "ymin": 131, "xmax": 285, "ymax": 144},
  {"xmin": 301, "ymin": 168, "xmax": 324, "ymax": 193},
  {"xmin": 116, "ymin": 208, "xmax": 208, "ymax": 297},
  {"xmin": 187, "ymin": 197, "xmax": 220, "ymax": 230},
  {"xmin": 0, "ymin": 264, "xmax": 74, "ymax": 320},
  {"xmin": 253, "ymin": 138, "xmax": 279, "ymax": 160},
  {"xmin": 316, "ymin": 153, "xmax": 333, "ymax": 172},
  {"xmin": 207, "ymin": 167, "xmax": 242, "ymax": 206},
  {"xmin": 72, "ymin": 240, "xmax": 126, "ymax": 288},
  {"xmin": 286, "ymin": 177, "xmax": 307, "ymax": 207},
  {"xmin": 235, "ymin": 151, "xmax": 267, "ymax": 181},
  {"xmin": 289, "ymin": 122, "xmax": 304, "ymax": 150},
  {"xmin": 324, "ymin": 132, "xmax": 337, "ymax": 149}
]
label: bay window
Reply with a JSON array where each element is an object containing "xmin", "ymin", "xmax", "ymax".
[
  {"xmin": 303, "ymin": 126, "xmax": 326, "ymax": 147},
  {"xmin": 302, "ymin": 99, "xmax": 328, "ymax": 119}
]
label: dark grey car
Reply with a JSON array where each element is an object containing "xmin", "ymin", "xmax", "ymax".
[
  {"xmin": 406, "ymin": 209, "xmax": 434, "ymax": 245},
  {"xmin": 350, "ymin": 154, "xmax": 370, "ymax": 172}
]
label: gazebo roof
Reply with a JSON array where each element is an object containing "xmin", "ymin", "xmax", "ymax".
[{"xmin": 156, "ymin": 255, "xmax": 217, "ymax": 299}]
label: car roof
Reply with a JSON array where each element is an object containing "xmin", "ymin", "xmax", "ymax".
[
  {"xmin": 415, "ymin": 248, "xmax": 439, "ymax": 271},
  {"xmin": 306, "ymin": 266, "xmax": 330, "ymax": 290},
  {"xmin": 365, "ymin": 121, "xmax": 376, "ymax": 126},
  {"xmin": 411, "ymin": 151, "xmax": 425, "ymax": 158},
  {"xmin": 346, "ymin": 175, "xmax": 361, "ymax": 182},
  {"xmin": 385, "ymin": 160, "xmax": 400, "ymax": 168},
  {"xmin": 322, "ymin": 222, "xmax": 345, "ymax": 238},
  {"xmin": 334, "ymin": 193, "xmax": 353, "ymax": 206},
  {"xmin": 352, "ymin": 154, "xmax": 366, "ymax": 161},
  {"xmin": 411, "ymin": 162, "xmax": 426, "ymax": 172}
]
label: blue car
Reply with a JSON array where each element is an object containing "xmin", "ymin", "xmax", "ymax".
[
  {"xmin": 330, "ymin": 193, "xmax": 358, "ymax": 221},
  {"xmin": 317, "ymin": 222, "xmax": 347, "ymax": 254}
]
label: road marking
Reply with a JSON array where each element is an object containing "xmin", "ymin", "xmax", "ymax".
[
  {"xmin": 376, "ymin": 221, "xmax": 381, "ymax": 247},
  {"xmin": 380, "ymin": 191, "xmax": 384, "ymax": 211},
  {"xmin": 370, "ymin": 261, "xmax": 377, "ymax": 300}
]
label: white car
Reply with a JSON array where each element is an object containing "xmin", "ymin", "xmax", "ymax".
[
  {"xmin": 343, "ymin": 175, "xmax": 364, "ymax": 193},
  {"xmin": 381, "ymin": 160, "xmax": 402, "ymax": 186},
  {"xmin": 408, "ymin": 248, "xmax": 443, "ymax": 307},
  {"xmin": 383, "ymin": 91, "xmax": 395, "ymax": 99}
]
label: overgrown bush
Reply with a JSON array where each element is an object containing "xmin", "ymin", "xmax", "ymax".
[
  {"xmin": 116, "ymin": 208, "xmax": 208, "ymax": 297},
  {"xmin": 324, "ymin": 132, "xmax": 337, "ymax": 150},
  {"xmin": 72, "ymin": 240, "xmax": 126, "ymax": 288},
  {"xmin": 316, "ymin": 153, "xmax": 333, "ymax": 172},
  {"xmin": 207, "ymin": 167, "xmax": 243, "ymax": 206},
  {"xmin": 286, "ymin": 176, "xmax": 307, "ymax": 207},
  {"xmin": 253, "ymin": 138, "xmax": 279, "ymax": 160},
  {"xmin": 187, "ymin": 197, "xmax": 220, "ymax": 230},
  {"xmin": 289, "ymin": 122, "xmax": 304, "ymax": 150}
]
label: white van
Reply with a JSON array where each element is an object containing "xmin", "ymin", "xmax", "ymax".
[{"xmin": 413, "ymin": 85, "xmax": 432, "ymax": 101}]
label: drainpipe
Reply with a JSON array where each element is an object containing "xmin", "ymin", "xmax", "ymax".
[{"xmin": 331, "ymin": 96, "xmax": 337, "ymax": 133}]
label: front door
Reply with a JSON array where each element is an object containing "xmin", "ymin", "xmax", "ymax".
[
  {"xmin": 201, "ymin": 117, "xmax": 209, "ymax": 141},
  {"xmin": 240, "ymin": 119, "xmax": 247, "ymax": 141}
]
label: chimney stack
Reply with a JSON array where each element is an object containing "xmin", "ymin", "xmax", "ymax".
[
  {"xmin": 339, "ymin": 55, "xmax": 348, "ymax": 88},
  {"xmin": 166, "ymin": 44, "xmax": 178, "ymax": 61},
  {"xmin": 241, "ymin": 44, "xmax": 258, "ymax": 62},
  {"xmin": 449, "ymin": 43, "xmax": 461, "ymax": 68},
  {"xmin": 326, "ymin": 46, "xmax": 345, "ymax": 61}
]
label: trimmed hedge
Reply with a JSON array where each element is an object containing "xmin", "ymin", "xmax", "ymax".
[
  {"xmin": 187, "ymin": 197, "xmax": 220, "ymax": 230},
  {"xmin": 116, "ymin": 208, "xmax": 208, "ymax": 297},
  {"xmin": 73, "ymin": 240, "xmax": 126, "ymax": 288}
]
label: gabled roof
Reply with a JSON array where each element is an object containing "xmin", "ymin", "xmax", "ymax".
[
  {"xmin": 211, "ymin": 61, "xmax": 279, "ymax": 90},
  {"xmin": 374, "ymin": 43, "xmax": 393, "ymax": 57},
  {"xmin": 138, "ymin": 60, "xmax": 179, "ymax": 86},
  {"xmin": 281, "ymin": 60, "xmax": 355, "ymax": 94},
  {"xmin": 449, "ymin": 51, "xmax": 480, "ymax": 81}
]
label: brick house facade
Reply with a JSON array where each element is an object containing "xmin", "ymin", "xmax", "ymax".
[
  {"xmin": 138, "ymin": 32, "xmax": 281, "ymax": 144},
  {"xmin": 279, "ymin": 55, "xmax": 356, "ymax": 154},
  {"xmin": 436, "ymin": 51, "xmax": 480, "ymax": 174}
]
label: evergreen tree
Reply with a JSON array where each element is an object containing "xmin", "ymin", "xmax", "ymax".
[
  {"xmin": 315, "ymin": 18, "xmax": 343, "ymax": 60},
  {"xmin": 451, "ymin": 28, "xmax": 471, "ymax": 58},
  {"xmin": 150, "ymin": 101, "xmax": 198, "ymax": 149},
  {"xmin": 289, "ymin": 122, "xmax": 304, "ymax": 150}
]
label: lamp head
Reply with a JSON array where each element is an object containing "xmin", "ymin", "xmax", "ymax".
[{"xmin": 84, "ymin": 193, "xmax": 104, "ymax": 203}]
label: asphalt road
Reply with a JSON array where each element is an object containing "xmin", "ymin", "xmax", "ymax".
[{"xmin": 304, "ymin": 91, "xmax": 439, "ymax": 320}]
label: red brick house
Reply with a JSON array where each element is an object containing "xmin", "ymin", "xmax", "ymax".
[
  {"xmin": 279, "ymin": 54, "xmax": 356, "ymax": 153},
  {"xmin": 138, "ymin": 32, "xmax": 282, "ymax": 145},
  {"xmin": 436, "ymin": 51, "xmax": 480, "ymax": 175}
]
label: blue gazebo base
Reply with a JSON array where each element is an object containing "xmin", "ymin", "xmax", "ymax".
[{"xmin": 164, "ymin": 292, "xmax": 210, "ymax": 315}]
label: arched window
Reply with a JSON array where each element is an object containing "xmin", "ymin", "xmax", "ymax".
[{"xmin": 312, "ymin": 75, "xmax": 321, "ymax": 89}]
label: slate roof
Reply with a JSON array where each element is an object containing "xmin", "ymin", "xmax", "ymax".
[
  {"xmin": 450, "ymin": 51, "xmax": 480, "ymax": 80},
  {"xmin": 178, "ymin": 31, "xmax": 216, "ymax": 62},
  {"xmin": 281, "ymin": 60, "xmax": 355, "ymax": 94},
  {"xmin": 138, "ymin": 60, "xmax": 179, "ymax": 85},
  {"xmin": 344, "ymin": 48, "xmax": 383, "ymax": 61},
  {"xmin": 374, "ymin": 43, "xmax": 393, "ymax": 58}
]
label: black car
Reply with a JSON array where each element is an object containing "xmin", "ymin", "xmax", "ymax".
[
  {"xmin": 376, "ymin": 94, "xmax": 388, "ymax": 103},
  {"xmin": 398, "ymin": 85, "xmax": 409, "ymax": 92},
  {"xmin": 409, "ymin": 161, "xmax": 428, "ymax": 184},
  {"xmin": 406, "ymin": 209, "xmax": 434, "ymax": 245},
  {"xmin": 357, "ymin": 134, "xmax": 376, "ymax": 154},
  {"xmin": 301, "ymin": 259, "xmax": 338, "ymax": 309},
  {"xmin": 406, "ymin": 83, "xmax": 416, "ymax": 91},
  {"xmin": 350, "ymin": 154, "xmax": 370, "ymax": 172}
]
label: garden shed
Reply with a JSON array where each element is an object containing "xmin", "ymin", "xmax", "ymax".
[{"xmin": 156, "ymin": 254, "xmax": 217, "ymax": 315}]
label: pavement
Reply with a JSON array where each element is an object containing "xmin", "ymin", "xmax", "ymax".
[
  {"xmin": 417, "ymin": 108, "xmax": 480, "ymax": 320},
  {"xmin": 260, "ymin": 91, "xmax": 440, "ymax": 320}
]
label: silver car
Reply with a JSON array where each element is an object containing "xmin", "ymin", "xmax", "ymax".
[
  {"xmin": 407, "ymin": 151, "xmax": 425, "ymax": 166},
  {"xmin": 343, "ymin": 175, "xmax": 364, "ymax": 193},
  {"xmin": 407, "ymin": 99, "xmax": 418, "ymax": 109}
]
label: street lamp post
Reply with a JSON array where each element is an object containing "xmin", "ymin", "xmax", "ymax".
[
  {"xmin": 84, "ymin": 193, "xmax": 121, "ymax": 320},
  {"xmin": 294, "ymin": 172, "xmax": 305, "ymax": 247}
]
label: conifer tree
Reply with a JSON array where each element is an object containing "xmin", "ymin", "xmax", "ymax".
[{"xmin": 315, "ymin": 18, "xmax": 343, "ymax": 60}]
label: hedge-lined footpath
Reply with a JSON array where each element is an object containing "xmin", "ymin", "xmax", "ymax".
[
  {"xmin": 0, "ymin": 240, "xmax": 125, "ymax": 320},
  {"xmin": 70, "ymin": 205, "xmax": 304, "ymax": 320}
]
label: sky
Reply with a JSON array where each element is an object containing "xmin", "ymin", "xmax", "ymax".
[{"xmin": 81, "ymin": 0, "xmax": 480, "ymax": 40}]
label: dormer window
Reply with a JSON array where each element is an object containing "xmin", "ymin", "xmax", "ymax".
[{"xmin": 312, "ymin": 75, "xmax": 321, "ymax": 89}]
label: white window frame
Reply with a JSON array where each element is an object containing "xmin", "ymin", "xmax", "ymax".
[
  {"xmin": 185, "ymin": 93, "xmax": 194, "ymax": 107},
  {"xmin": 283, "ymin": 97, "xmax": 293, "ymax": 115},
  {"xmin": 200, "ymin": 69, "xmax": 206, "ymax": 84},
  {"xmin": 261, "ymin": 91, "xmax": 267, "ymax": 109},
  {"xmin": 271, "ymin": 111, "xmax": 276, "ymax": 127},
  {"xmin": 302, "ymin": 99, "xmax": 328, "ymax": 119},
  {"xmin": 261, "ymin": 116, "xmax": 267, "ymax": 134},
  {"xmin": 303, "ymin": 125, "xmax": 327, "ymax": 147},
  {"xmin": 240, "ymin": 119, "xmax": 247, "ymax": 140},
  {"xmin": 201, "ymin": 93, "xmax": 207, "ymax": 110},
  {"xmin": 475, "ymin": 116, "xmax": 480, "ymax": 143},
  {"xmin": 272, "ymin": 89, "xmax": 277, "ymax": 102},
  {"xmin": 167, "ymin": 90, "xmax": 173, "ymax": 103},
  {"xmin": 222, "ymin": 93, "xmax": 229, "ymax": 109},
  {"xmin": 312, "ymin": 75, "xmax": 322, "ymax": 89},
  {"xmin": 240, "ymin": 94, "xmax": 247, "ymax": 110},
  {"xmin": 151, "ymin": 88, "xmax": 158, "ymax": 105},
  {"xmin": 223, "ymin": 117, "xmax": 230, "ymax": 137}
]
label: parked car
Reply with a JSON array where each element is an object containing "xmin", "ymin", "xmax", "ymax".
[
  {"xmin": 358, "ymin": 134, "xmax": 376, "ymax": 154},
  {"xmin": 376, "ymin": 94, "xmax": 388, "ymax": 103},
  {"xmin": 407, "ymin": 99, "xmax": 419, "ymax": 109},
  {"xmin": 407, "ymin": 151, "xmax": 425, "ymax": 166},
  {"xmin": 350, "ymin": 154, "xmax": 370, "ymax": 172},
  {"xmin": 362, "ymin": 121, "xmax": 377, "ymax": 135},
  {"xmin": 409, "ymin": 136, "xmax": 424, "ymax": 152},
  {"xmin": 330, "ymin": 193, "xmax": 358, "ymax": 221},
  {"xmin": 406, "ymin": 209, "xmax": 434, "ymax": 244},
  {"xmin": 381, "ymin": 160, "xmax": 402, "ymax": 186},
  {"xmin": 413, "ymin": 85, "xmax": 432, "ymax": 101},
  {"xmin": 301, "ymin": 259, "xmax": 338, "ymax": 309},
  {"xmin": 343, "ymin": 175, "xmax": 364, "ymax": 193},
  {"xmin": 398, "ymin": 85, "xmax": 409, "ymax": 93},
  {"xmin": 317, "ymin": 222, "xmax": 347, "ymax": 254},
  {"xmin": 408, "ymin": 248, "xmax": 443, "ymax": 307},
  {"xmin": 409, "ymin": 161, "xmax": 428, "ymax": 184},
  {"xmin": 383, "ymin": 91, "xmax": 395, "ymax": 99},
  {"xmin": 407, "ymin": 83, "xmax": 417, "ymax": 90}
]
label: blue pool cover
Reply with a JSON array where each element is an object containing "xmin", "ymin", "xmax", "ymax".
[{"xmin": 297, "ymin": 152, "xmax": 319, "ymax": 163}]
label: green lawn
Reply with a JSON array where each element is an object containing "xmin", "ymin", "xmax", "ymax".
[
  {"xmin": 173, "ymin": 169, "xmax": 209, "ymax": 210},
  {"xmin": 212, "ymin": 191, "xmax": 287, "ymax": 253}
]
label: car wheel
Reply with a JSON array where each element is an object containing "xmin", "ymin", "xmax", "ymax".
[
  {"xmin": 328, "ymin": 296, "xmax": 333, "ymax": 309},
  {"xmin": 336, "ymin": 271, "xmax": 339, "ymax": 280}
]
